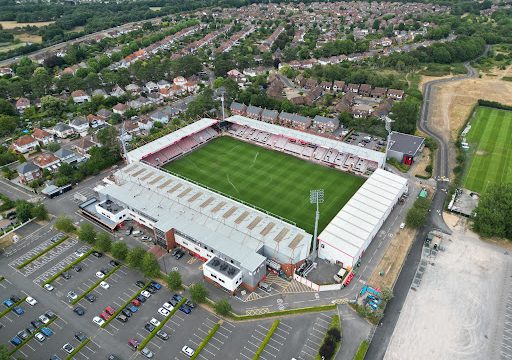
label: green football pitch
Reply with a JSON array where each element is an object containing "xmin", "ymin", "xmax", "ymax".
[
  {"xmin": 463, "ymin": 106, "xmax": 512, "ymax": 193},
  {"xmin": 163, "ymin": 136, "xmax": 365, "ymax": 233}
]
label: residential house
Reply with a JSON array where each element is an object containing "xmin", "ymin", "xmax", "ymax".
[
  {"xmin": 13, "ymin": 135, "xmax": 38, "ymax": 153},
  {"xmin": 52, "ymin": 123, "xmax": 75, "ymax": 138},
  {"xmin": 346, "ymin": 83, "xmax": 360, "ymax": 94},
  {"xmin": 86, "ymin": 114, "xmax": 106, "ymax": 128},
  {"xmin": 333, "ymin": 80, "xmax": 345, "ymax": 92},
  {"xmin": 243, "ymin": 67, "xmax": 269, "ymax": 77},
  {"xmin": 149, "ymin": 110, "xmax": 169, "ymax": 124},
  {"xmin": 266, "ymin": 79, "xmax": 285, "ymax": 100},
  {"xmin": 128, "ymin": 96, "xmax": 151, "ymax": 110},
  {"xmin": 290, "ymin": 96, "xmax": 305, "ymax": 105},
  {"xmin": 16, "ymin": 162, "xmax": 41, "ymax": 184},
  {"xmin": 173, "ymin": 76, "xmax": 187, "ymax": 87},
  {"xmin": 387, "ymin": 89, "xmax": 405, "ymax": 100},
  {"xmin": 230, "ymin": 102, "xmax": 247, "ymax": 116},
  {"xmin": 261, "ymin": 109, "xmax": 279, "ymax": 123},
  {"xmin": 69, "ymin": 116, "xmax": 89, "ymax": 134},
  {"xmin": 113, "ymin": 103, "xmax": 129, "ymax": 115},
  {"xmin": 0, "ymin": 67, "xmax": 13, "ymax": 77},
  {"xmin": 304, "ymin": 78, "xmax": 318, "ymax": 90},
  {"xmin": 144, "ymin": 81, "xmax": 159, "ymax": 93},
  {"xmin": 227, "ymin": 69, "xmax": 246, "ymax": 83},
  {"xmin": 147, "ymin": 92, "xmax": 163, "ymax": 104},
  {"xmin": 246, "ymin": 105, "xmax": 263, "ymax": 120},
  {"xmin": 16, "ymin": 98, "xmax": 30, "ymax": 113},
  {"xmin": 74, "ymin": 137, "xmax": 97, "ymax": 156},
  {"xmin": 304, "ymin": 86, "xmax": 323, "ymax": 105},
  {"xmin": 295, "ymin": 74, "xmax": 307, "ymax": 87},
  {"xmin": 110, "ymin": 85, "xmax": 126, "ymax": 98},
  {"xmin": 185, "ymin": 80, "xmax": 199, "ymax": 93},
  {"xmin": 370, "ymin": 87, "xmax": 388, "ymax": 99},
  {"xmin": 125, "ymin": 83, "xmax": 141, "ymax": 94},
  {"xmin": 162, "ymin": 106, "xmax": 182, "ymax": 119},
  {"xmin": 124, "ymin": 120, "xmax": 140, "ymax": 135},
  {"xmin": 359, "ymin": 84, "xmax": 372, "ymax": 97},
  {"xmin": 312, "ymin": 115, "xmax": 340, "ymax": 133},
  {"xmin": 138, "ymin": 115, "xmax": 154, "ymax": 132},
  {"xmin": 33, "ymin": 153, "xmax": 60, "ymax": 172},
  {"xmin": 92, "ymin": 89, "xmax": 107, "ymax": 98},
  {"xmin": 157, "ymin": 80, "xmax": 170, "ymax": 89},
  {"xmin": 54, "ymin": 148, "xmax": 85, "ymax": 165},
  {"xmin": 71, "ymin": 90, "xmax": 91, "ymax": 104},
  {"xmin": 279, "ymin": 112, "xmax": 312, "ymax": 130},
  {"xmin": 97, "ymin": 109, "xmax": 112, "ymax": 121},
  {"xmin": 374, "ymin": 98, "xmax": 394, "ymax": 119},
  {"xmin": 351, "ymin": 104, "xmax": 372, "ymax": 118},
  {"xmin": 32, "ymin": 128, "xmax": 54, "ymax": 145},
  {"xmin": 320, "ymin": 81, "xmax": 332, "ymax": 92}
]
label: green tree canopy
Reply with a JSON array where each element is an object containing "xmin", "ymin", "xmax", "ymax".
[
  {"xmin": 213, "ymin": 299, "xmax": 232, "ymax": 316},
  {"xmin": 78, "ymin": 223, "xmax": 96, "ymax": 244},
  {"xmin": 111, "ymin": 241, "xmax": 128, "ymax": 261},
  {"xmin": 189, "ymin": 283, "xmax": 208, "ymax": 303},
  {"xmin": 95, "ymin": 232, "xmax": 112, "ymax": 253},
  {"xmin": 473, "ymin": 183, "xmax": 512, "ymax": 239},
  {"xmin": 127, "ymin": 246, "xmax": 146, "ymax": 269},
  {"xmin": 166, "ymin": 270, "xmax": 182, "ymax": 290},
  {"xmin": 142, "ymin": 252, "xmax": 160, "ymax": 277},
  {"xmin": 55, "ymin": 215, "xmax": 75, "ymax": 233}
]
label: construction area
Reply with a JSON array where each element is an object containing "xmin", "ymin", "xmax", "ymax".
[{"xmin": 385, "ymin": 213, "xmax": 512, "ymax": 360}]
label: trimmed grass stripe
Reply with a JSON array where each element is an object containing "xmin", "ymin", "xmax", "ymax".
[
  {"xmin": 71, "ymin": 265, "xmax": 121, "ymax": 305},
  {"xmin": 190, "ymin": 322, "xmax": 221, "ymax": 360},
  {"xmin": 138, "ymin": 298, "xmax": 187, "ymax": 351},
  {"xmin": 164, "ymin": 136, "xmax": 364, "ymax": 233},
  {"xmin": 16, "ymin": 236, "xmax": 69, "ymax": 270},
  {"xmin": 229, "ymin": 303, "xmax": 337, "ymax": 321},
  {"xmin": 353, "ymin": 340, "xmax": 369, "ymax": 360},
  {"xmin": 0, "ymin": 296, "xmax": 27, "ymax": 319},
  {"xmin": 65, "ymin": 338, "xmax": 90, "ymax": 360},
  {"xmin": 42, "ymin": 249, "xmax": 94, "ymax": 287},
  {"xmin": 463, "ymin": 106, "xmax": 512, "ymax": 193},
  {"xmin": 253, "ymin": 319, "xmax": 280, "ymax": 360}
]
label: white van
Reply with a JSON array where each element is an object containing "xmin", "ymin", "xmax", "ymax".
[
  {"xmin": 132, "ymin": 230, "xmax": 141, "ymax": 237},
  {"xmin": 333, "ymin": 268, "xmax": 347, "ymax": 283}
]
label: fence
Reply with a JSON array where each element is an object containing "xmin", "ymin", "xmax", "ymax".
[{"xmin": 293, "ymin": 273, "xmax": 342, "ymax": 292}]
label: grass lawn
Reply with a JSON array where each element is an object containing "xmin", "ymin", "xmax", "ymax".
[
  {"xmin": 463, "ymin": 106, "xmax": 512, "ymax": 193},
  {"xmin": 164, "ymin": 136, "xmax": 364, "ymax": 233}
]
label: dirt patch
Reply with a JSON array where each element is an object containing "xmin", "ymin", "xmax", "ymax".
[
  {"xmin": 367, "ymin": 228, "xmax": 416, "ymax": 290},
  {"xmin": 15, "ymin": 33, "xmax": 43, "ymax": 43},
  {"xmin": 0, "ymin": 21, "xmax": 54, "ymax": 29},
  {"xmin": 475, "ymin": 150, "xmax": 488, "ymax": 156},
  {"xmin": 410, "ymin": 147, "xmax": 431, "ymax": 178},
  {"xmin": 0, "ymin": 232, "xmax": 16, "ymax": 249},
  {"xmin": 418, "ymin": 74, "xmax": 454, "ymax": 92}
]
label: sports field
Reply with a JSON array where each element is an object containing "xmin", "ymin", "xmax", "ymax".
[
  {"xmin": 463, "ymin": 106, "xmax": 512, "ymax": 193},
  {"xmin": 164, "ymin": 136, "xmax": 365, "ymax": 233}
]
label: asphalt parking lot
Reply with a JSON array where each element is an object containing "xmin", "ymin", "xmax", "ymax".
[{"xmin": 344, "ymin": 131, "xmax": 386, "ymax": 151}]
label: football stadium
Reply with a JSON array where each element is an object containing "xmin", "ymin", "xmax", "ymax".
[{"xmin": 81, "ymin": 115, "xmax": 408, "ymax": 293}]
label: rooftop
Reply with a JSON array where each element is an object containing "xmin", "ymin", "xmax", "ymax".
[{"xmin": 389, "ymin": 131, "xmax": 425, "ymax": 156}]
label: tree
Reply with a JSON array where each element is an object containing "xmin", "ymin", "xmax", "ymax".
[
  {"xmin": 41, "ymin": 95, "xmax": 64, "ymax": 116},
  {"xmin": 0, "ymin": 343, "xmax": 9, "ymax": 360},
  {"xmin": 319, "ymin": 341, "xmax": 335, "ymax": 360},
  {"xmin": 55, "ymin": 215, "xmax": 75, "ymax": 233},
  {"xmin": 15, "ymin": 200, "xmax": 33, "ymax": 222},
  {"xmin": 405, "ymin": 197, "xmax": 430, "ymax": 228},
  {"xmin": 78, "ymin": 223, "xmax": 96, "ymax": 244},
  {"xmin": 214, "ymin": 299, "xmax": 232, "ymax": 316},
  {"xmin": 31, "ymin": 203, "xmax": 49, "ymax": 221},
  {"xmin": 473, "ymin": 184, "xmax": 512, "ymax": 239},
  {"xmin": 95, "ymin": 232, "xmax": 112, "ymax": 252},
  {"xmin": 167, "ymin": 270, "xmax": 182, "ymax": 290},
  {"xmin": 142, "ymin": 252, "xmax": 160, "ymax": 277},
  {"xmin": 111, "ymin": 241, "xmax": 128, "ymax": 261},
  {"xmin": 381, "ymin": 288, "xmax": 394, "ymax": 302},
  {"xmin": 127, "ymin": 246, "xmax": 146, "ymax": 269},
  {"xmin": 189, "ymin": 283, "xmax": 208, "ymax": 303},
  {"xmin": 0, "ymin": 115, "xmax": 18, "ymax": 137},
  {"xmin": 0, "ymin": 99, "xmax": 16, "ymax": 116}
]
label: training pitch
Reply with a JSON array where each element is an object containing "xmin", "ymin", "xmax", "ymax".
[
  {"xmin": 164, "ymin": 136, "xmax": 365, "ymax": 233},
  {"xmin": 463, "ymin": 106, "xmax": 512, "ymax": 193}
]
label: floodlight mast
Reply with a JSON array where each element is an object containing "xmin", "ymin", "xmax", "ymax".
[
  {"xmin": 309, "ymin": 189, "xmax": 324, "ymax": 260},
  {"xmin": 383, "ymin": 116, "xmax": 394, "ymax": 169}
]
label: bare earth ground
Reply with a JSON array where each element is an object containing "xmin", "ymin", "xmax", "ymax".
[
  {"xmin": 15, "ymin": 34, "xmax": 43, "ymax": 44},
  {"xmin": 367, "ymin": 228, "xmax": 416, "ymax": 290},
  {"xmin": 0, "ymin": 232, "xmax": 16, "ymax": 249},
  {"xmin": 0, "ymin": 21, "xmax": 54, "ymax": 29},
  {"xmin": 410, "ymin": 147, "xmax": 431, "ymax": 178},
  {"xmin": 384, "ymin": 213, "xmax": 511, "ymax": 360}
]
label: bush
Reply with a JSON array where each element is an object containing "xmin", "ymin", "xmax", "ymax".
[
  {"xmin": 425, "ymin": 164, "xmax": 432, "ymax": 173},
  {"xmin": 214, "ymin": 299, "xmax": 232, "ymax": 316},
  {"xmin": 142, "ymin": 252, "xmax": 160, "ymax": 277},
  {"xmin": 473, "ymin": 183, "xmax": 512, "ymax": 239},
  {"xmin": 327, "ymin": 328, "xmax": 341, "ymax": 342},
  {"xmin": 78, "ymin": 223, "xmax": 96, "ymax": 244},
  {"xmin": 127, "ymin": 246, "xmax": 146, "ymax": 269},
  {"xmin": 55, "ymin": 215, "xmax": 75, "ymax": 233},
  {"xmin": 166, "ymin": 270, "xmax": 182, "ymax": 290},
  {"xmin": 31, "ymin": 203, "xmax": 49, "ymax": 221},
  {"xmin": 189, "ymin": 283, "xmax": 208, "ymax": 303},
  {"xmin": 95, "ymin": 232, "xmax": 112, "ymax": 253},
  {"xmin": 111, "ymin": 241, "xmax": 128, "ymax": 261},
  {"xmin": 319, "ymin": 341, "xmax": 335, "ymax": 359}
]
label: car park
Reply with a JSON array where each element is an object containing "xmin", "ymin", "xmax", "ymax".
[
  {"xmin": 156, "ymin": 330, "xmax": 169, "ymax": 340},
  {"xmin": 95, "ymin": 271, "xmax": 105, "ymax": 279},
  {"xmin": 10, "ymin": 336, "xmax": 22, "ymax": 346},
  {"xmin": 182, "ymin": 346, "xmax": 195, "ymax": 357},
  {"xmin": 109, "ymin": 260, "xmax": 120, "ymax": 267},
  {"xmin": 92, "ymin": 251, "xmax": 103, "ymax": 258},
  {"xmin": 44, "ymin": 284, "xmax": 54, "ymax": 291},
  {"xmin": 141, "ymin": 348, "xmax": 154, "ymax": 358},
  {"xmin": 100, "ymin": 281, "xmax": 110, "ymax": 289},
  {"xmin": 132, "ymin": 299, "xmax": 141, "ymax": 307},
  {"xmin": 40, "ymin": 327, "xmax": 53, "ymax": 337},
  {"xmin": 144, "ymin": 323, "xmax": 156, "ymax": 332},
  {"xmin": 158, "ymin": 307, "xmax": 170, "ymax": 317},
  {"xmin": 72, "ymin": 264, "xmax": 82, "ymax": 272},
  {"xmin": 63, "ymin": 343, "xmax": 74, "ymax": 354},
  {"xmin": 10, "ymin": 295, "xmax": 21, "ymax": 302},
  {"xmin": 13, "ymin": 306, "xmax": 24, "ymax": 315},
  {"xmin": 17, "ymin": 330, "xmax": 29, "ymax": 340},
  {"xmin": 45, "ymin": 310, "xmax": 57, "ymax": 320},
  {"xmin": 39, "ymin": 314, "xmax": 50, "ymax": 324},
  {"xmin": 105, "ymin": 306, "xmax": 115, "ymax": 315},
  {"xmin": 162, "ymin": 302, "xmax": 174, "ymax": 311},
  {"xmin": 73, "ymin": 306, "xmax": 85, "ymax": 316},
  {"xmin": 116, "ymin": 314, "xmax": 128, "ymax": 323},
  {"xmin": 179, "ymin": 305, "xmax": 191, "ymax": 314},
  {"xmin": 84, "ymin": 294, "xmax": 96, "ymax": 302},
  {"xmin": 92, "ymin": 316, "xmax": 105, "ymax": 326},
  {"xmin": 75, "ymin": 332, "xmax": 87, "ymax": 342},
  {"xmin": 25, "ymin": 296, "xmax": 37, "ymax": 306},
  {"xmin": 122, "ymin": 308, "xmax": 132, "ymax": 317},
  {"xmin": 61, "ymin": 271, "xmax": 71, "ymax": 280},
  {"xmin": 34, "ymin": 332, "xmax": 45, "ymax": 342},
  {"xmin": 3, "ymin": 299, "xmax": 14, "ymax": 307},
  {"xmin": 150, "ymin": 318, "xmax": 161, "ymax": 327},
  {"xmin": 100, "ymin": 312, "xmax": 111, "ymax": 321},
  {"xmin": 141, "ymin": 290, "xmax": 151, "ymax": 298}
]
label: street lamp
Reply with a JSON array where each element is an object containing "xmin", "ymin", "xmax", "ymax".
[
  {"xmin": 383, "ymin": 116, "xmax": 394, "ymax": 169},
  {"xmin": 310, "ymin": 189, "xmax": 324, "ymax": 260}
]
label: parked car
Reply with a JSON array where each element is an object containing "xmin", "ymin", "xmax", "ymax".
[
  {"xmin": 146, "ymin": 286, "xmax": 156, "ymax": 294},
  {"xmin": 173, "ymin": 294, "xmax": 183, "ymax": 302},
  {"xmin": 175, "ymin": 250, "xmax": 185, "ymax": 259},
  {"xmin": 185, "ymin": 300, "xmax": 196, "ymax": 309},
  {"xmin": 100, "ymin": 281, "xmax": 110, "ymax": 289},
  {"xmin": 45, "ymin": 310, "xmax": 57, "ymax": 320},
  {"xmin": 128, "ymin": 305, "xmax": 139, "ymax": 313},
  {"xmin": 12, "ymin": 306, "xmax": 24, "ymax": 315},
  {"xmin": 44, "ymin": 284, "xmax": 54, "ymax": 291},
  {"xmin": 61, "ymin": 271, "xmax": 71, "ymax": 280},
  {"xmin": 182, "ymin": 346, "xmax": 195, "ymax": 357},
  {"xmin": 169, "ymin": 299, "xmax": 179, "ymax": 307},
  {"xmin": 40, "ymin": 327, "xmax": 53, "ymax": 337},
  {"xmin": 162, "ymin": 302, "xmax": 174, "ymax": 311},
  {"xmin": 117, "ymin": 314, "xmax": 128, "ymax": 323},
  {"xmin": 72, "ymin": 264, "xmax": 82, "ymax": 272},
  {"xmin": 127, "ymin": 338, "xmax": 139, "ymax": 351},
  {"xmin": 95, "ymin": 271, "xmax": 105, "ymax": 279},
  {"xmin": 85, "ymin": 294, "xmax": 96, "ymax": 303},
  {"xmin": 67, "ymin": 291, "xmax": 78, "ymax": 301},
  {"xmin": 108, "ymin": 355, "xmax": 122, "ymax": 360},
  {"xmin": 122, "ymin": 308, "xmax": 132, "ymax": 317},
  {"xmin": 100, "ymin": 312, "xmax": 111, "ymax": 321},
  {"xmin": 141, "ymin": 291, "xmax": 151, "ymax": 299},
  {"xmin": 10, "ymin": 295, "xmax": 21, "ymax": 302},
  {"xmin": 158, "ymin": 307, "xmax": 170, "ymax": 317},
  {"xmin": 150, "ymin": 318, "xmax": 160, "ymax": 327},
  {"xmin": 92, "ymin": 316, "xmax": 105, "ymax": 326},
  {"xmin": 125, "ymin": 226, "xmax": 133, "ymax": 236},
  {"xmin": 141, "ymin": 348, "xmax": 153, "ymax": 359},
  {"xmin": 135, "ymin": 280, "xmax": 145, "ymax": 288},
  {"xmin": 17, "ymin": 330, "xmax": 29, "ymax": 340},
  {"xmin": 31, "ymin": 319, "xmax": 43, "ymax": 328},
  {"xmin": 171, "ymin": 248, "xmax": 180, "ymax": 256},
  {"xmin": 100, "ymin": 268, "xmax": 109, "ymax": 275},
  {"xmin": 105, "ymin": 306, "xmax": 115, "ymax": 315},
  {"xmin": 150, "ymin": 281, "xmax": 162, "ymax": 290},
  {"xmin": 144, "ymin": 323, "xmax": 156, "ymax": 332},
  {"xmin": 62, "ymin": 343, "xmax": 74, "ymax": 354},
  {"xmin": 179, "ymin": 305, "xmax": 191, "ymax": 314},
  {"xmin": 73, "ymin": 306, "xmax": 85, "ymax": 316},
  {"xmin": 3, "ymin": 299, "xmax": 14, "ymax": 307},
  {"xmin": 400, "ymin": 222, "xmax": 406, "ymax": 229},
  {"xmin": 25, "ymin": 296, "xmax": 37, "ymax": 306},
  {"xmin": 156, "ymin": 330, "xmax": 169, "ymax": 340},
  {"xmin": 92, "ymin": 251, "xmax": 103, "ymax": 258},
  {"xmin": 74, "ymin": 332, "xmax": 87, "ymax": 342},
  {"xmin": 38, "ymin": 314, "xmax": 50, "ymax": 324},
  {"xmin": 10, "ymin": 336, "xmax": 22, "ymax": 346},
  {"xmin": 34, "ymin": 332, "xmax": 45, "ymax": 342},
  {"xmin": 74, "ymin": 250, "xmax": 85, "ymax": 257},
  {"xmin": 109, "ymin": 260, "xmax": 120, "ymax": 267},
  {"xmin": 131, "ymin": 299, "xmax": 141, "ymax": 307},
  {"xmin": 136, "ymin": 295, "xmax": 146, "ymax": 303}
]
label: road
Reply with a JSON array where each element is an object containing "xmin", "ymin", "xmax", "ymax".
[{"xmin": 365, "ymin": 53, "xmax": 487, "ymax": 359}]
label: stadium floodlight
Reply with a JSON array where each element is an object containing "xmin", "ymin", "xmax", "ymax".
[
  {"xmin": 310, "ymin": 189, "xmax": 324, "ymax": 260},
  {"xmin": 383, "ymin": 116, "xmax": 394, "ymax": 169}
]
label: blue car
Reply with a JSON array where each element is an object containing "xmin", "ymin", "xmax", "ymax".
[
  {"xmin": 136, "ymin": 295, "xmax": 146, "ymax": 303},
  {"xmin": 10, "ymin": 336, "xmax": 22, "ymax": 346},
  {"xmin": 40, "ymin": 327, "xmax": 53, "ymax": 337},
  {"xmin": 150, "ymin": 282, "xmax": 162, "ymax": 290},
  {"xmin": 173, "ymin": 294, "xmax": 183, "ymax": 302},
  {"xmin": 12, "ymin": 306, "xmax": 24, "ymax": 315},
  {"xmin": 128, "ymin": 305, "xmax": 138, "ymax": 313},
  {"xmin": 179, "ymin": 305, "xmax": 191, "ymax": 314},
  {"xmin": 3, "ymin": 299, "xmax": 14, "ymax": 308}
]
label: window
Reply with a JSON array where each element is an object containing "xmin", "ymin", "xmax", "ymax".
[
  {"xmin": 210, "ymin": 274, "xmax": 217, "ymax": 279},
  {"xmin": 321, "ymin": 244, "xmax": 325, "ymax": 248}
]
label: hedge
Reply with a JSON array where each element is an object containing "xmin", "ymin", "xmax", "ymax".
[
  {"xmin": 17, "ymin": 236, "xmax": 69, "ymax": 269},
  {"xmin": 0, "ymin": 276, "xmax": 4, "ymax": 282},
  {"xmin": 478, "ymin": 100, "xmax": 512, "ymax": 111},
  {"xmin": 353, "ymin": 340, "xmax": 369, "ymax": 360},
  {"xmin": 315, "ymin": 315, "xmax": 341, "ymax": 360},
  {"xmin": 101, "ymin": 281, "xmax": 151, "ymax": 328},
  {"xmin": 9, "ymin": 316, "xmax": 57, "ymax": 355},
  {"xmin": 65, "ymin": 338, "xmax": 90, "ymax": 360},
  {"xmin": 0, "ymin": 296, "xmax": 27, "ymax": 319},
  {"xmin": 42, "ymin": 249, "xmax": 94, "ymax": 286},
  {"xmin": 190, "ymin": 322, "xmax": 221, "ymax": 360},
  {"xmin": 71, "ymin": 265, "xmax": 121, "ymax": 305},
  {"xmin": 253, "ymin": 320, "xmax": 280, "ymax": 360},
  {"xmin": 230, "ymin": 303, "xmax": 337, "ymax": 321},
  {"xmin": 138, "ymin": 298, "xmax": 187, "ymax": 351}
]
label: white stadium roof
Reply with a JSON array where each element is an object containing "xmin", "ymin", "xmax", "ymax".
[
  {"xmin": 100, "ymin": 162, "xmax": 311, "ymax": 270},
  {"xmin": 318, "ymin": 168, "xmax": 407, "ymax": 264},
  {"xmin": 226, "ymin": 115, "xmax": 386, "ymax": 166},
  {"xmin": 126, "ymin": 118, "xmax": 219, "ymax": 163}
]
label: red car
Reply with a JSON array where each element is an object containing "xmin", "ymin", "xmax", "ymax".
[
  {"xmin": 105, "ymin": 306, "xmax": 115, "ymax": 316},
  {"xmin": 100, "ymin": 312, "xmax": 111, "ymax": 321},
  {"xmin": 131, "ymin": 299, "xmax": 141, "ymax": 307}
]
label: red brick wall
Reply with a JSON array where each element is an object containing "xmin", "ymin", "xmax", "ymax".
[{"xmin": 165, "ymin": 229, "xmax": 177, "ymax": 251}]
